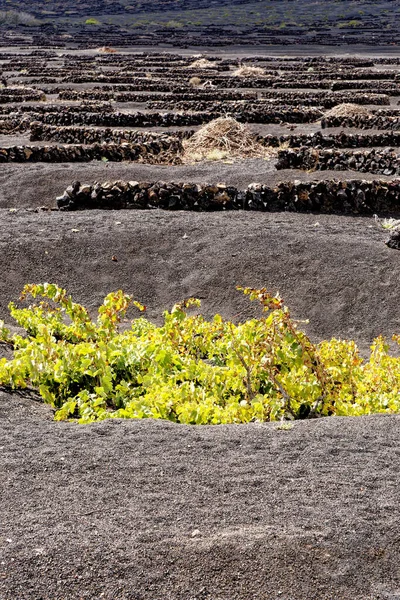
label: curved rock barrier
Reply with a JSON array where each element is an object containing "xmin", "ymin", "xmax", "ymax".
[
  {"xmin": 31, "ymin": 111, "xmax": 213, "ymax": 128},
  {"xmin": 0, "ymin": 88, "xmax": 46, "ymax": 103},
  {"xmin": 56, "ymin": 179, "xmax": 400, "ymax": 214},
  {"xmin": 0, "ymin": 102, "xmax": 113, "ymax": 116},
  {"xmin": 29, "ymin": 123, "xmax": 191, "ymax": 145},
  {"xmin": 321, "ymin": 114, "xmax": 400, "ymax": 130},
  {"xmin": 53, "ymin": 89, "xmax": 258, "ymax": 102},
  {"xmin": 0, "ymin": 140, "xmax": 182, "ymax": 163},
  {"xmin": 55, "ymin": 89, "xmax": 391, "ymax": 108},
  {"xmin": 59, "ymin": 78, "xmax": 183, "ymax": 89},
  {"xmin": 0, "ymin": 117, "xmax": 30, "ymax": 133},
  {"xmin": 260, "ymin": 91, "xmax": 390, "ymax": 107},
  {"xmin": 29, "ymin": 107, "xmax": 322, "ymax": 132},
  {"xmin": 30, "ymin": 115, "xmax": 400, "ymax": 140},
  {"xmin": 331, "ymin": 81, "xmax": 400, "ymax": 95},
  {"xmin": 148, "ymin": 102, "xmax": 324, "ymax": 123},
  {"xmin": 260, "ymin": 131, "xmax": 400, "ymax": 149},
  {"xmin": 96, "ymin": 55, "xmax": 375, "ymax": 67},
  {"xmin": 14, "ymin": 127, "xmax": 400, "ymax": 159},
  {"xmin": 312, "ymin": 70, "xmax": 395, "ymax": 81},
  {"xmin": 276, "ymin": 148, "xmax": 399, "ymax": 176},
  {"xmin": 57, "ymin": 75, "xmax": 278, "ymax": 88}
]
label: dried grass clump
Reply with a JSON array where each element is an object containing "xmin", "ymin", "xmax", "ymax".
[
  {"xmin": 189, "ymin": 76, "xmax": 202, "ymax": 88},
  {"xmin": 232, "ymin": 65, "xmax": 265, "ymax": 77},
  {"xmin": 324, "ymin": 103, "xmax": 371, "ymax": 119},
  {"xmin": 182, "ymin": 116, "xmax": 272, "ymax": 162},
  {"xmin": 188, "ymin": 58, "xmax": 218, "ymax": 69},
  {"xmin": 97, "ymin": 46, "xmax": 117, "ymax": 54},
  {"xmin": 374, "ymin": 215, "xmax": 400, "ymax": 230}
]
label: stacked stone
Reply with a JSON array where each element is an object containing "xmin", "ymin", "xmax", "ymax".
[
  {"xmin": 276, "ymin": 148, "xmax": 400, "ymax": 175},
  {"xmin": 58, "ymin": 74, "xmax": 278, "ymax": 87},
  {"xmin": 0, "ymin": 117, "xmax": 30, "ymax": 133},
  {"xmin": 57, "ymin": 90, "xmax": 116, "ymax": 101},
  {"xmin": 387, "ymin": 229, "xmax": 400, "ymax": 249},
  {"xmin": 54, "ymin": 89, "xmax": 257, "ymax": 101},
  {"xmin": 58, "ymin": 80, "xmax": 181, "ymax": 91},
  {"xmin": 271, "ymin": 80, "xmax": 332, "ymax": 89},
  {"xmin": 0, "ymin": 88, "xmax": 46, "ymax": 103},
  {"xmin": 262, "ymin": 57, "xmax": 375, "ymax": 66},
  {"xmin": 0, "ymin": 102, "xmax": 112, "ymax": 115},
  {"xmin": 33, "ymin": 113, "xmax": 400, "ymax": 134},
  {"xmin": 147, "ymin": 103, "xmax": 324, "ymax": 123},
  {"xmin": 260, "ymin": 91, "xmax": 390, "ymax": 107},
  {"xmin": 0, "ymin": 141, "xmax": 178, "ymax": 163},
  {"xmin": 32, "ymin": 111, "xmax": 213, "ymax": 128},
  {"xmin": 56, "ymin": 179, "xmax": 400, "ymax": 214},
  {"xmin": 318, "ymin": 70, "xmax": 395, "ymax": 81},
  {"xmin": 251, "ymin": 72, "xmax": 395, "ymax": 84},
  {"xmin": 331, "ymin": 81, "xmax": 400, "ymax": 95},
  {"xmin": 259, "ymin": 131, "xmax": 400, "ymax": 149},
  {"xmin": 321, "ymin": 115, "xmax": 400, "ymax": 130},
  {"xmin": 29, "ymin": 123, "xmax": 188, "ymax": 147}
]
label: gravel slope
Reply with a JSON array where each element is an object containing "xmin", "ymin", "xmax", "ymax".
[
  {"xmin": 1, "ymin": 392, "xmax": 400, "ymax": 600},
  {"xmin": 0, "ymin": 208, "xmax": 398, "ymax": 354}
]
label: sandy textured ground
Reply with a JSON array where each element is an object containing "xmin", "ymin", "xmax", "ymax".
[
  {"xmin": 1, "ymin": 392, "xmax": 400, "ymax": 600},
  {"xmin": 0, "ymin": 207, "xmax": 399, "ymax": 352}
]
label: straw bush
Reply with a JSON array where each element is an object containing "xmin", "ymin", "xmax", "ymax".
[
  {"xmin": 188, "ymin": 58, "xmax": 218, "ymax": 69},
  {"xmin": 189, "ymin": 76, "xmax": 202, "ymax": 88},
  {"xmin": 182, "ymin": 116, "xmax": 273, "ymax": 162},
  {"xmin": 97, "ymin": 46, "xmax": 118, "ymax": 54},
  {"xmin": 232, "ymin": 65, "xmax": 266, "ymax": 77},
  {"xmin": 324, "ymin": 103, "xmax": 371, "ymax": 119}
]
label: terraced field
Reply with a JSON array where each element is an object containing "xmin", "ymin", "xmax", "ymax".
[
  {"xmin": 0, "ymin": 46, "xmax": 400, "ymax": 600},
  {"xmin": 0, "ymin": 48, "xmax": 399, "ymax": 326}
]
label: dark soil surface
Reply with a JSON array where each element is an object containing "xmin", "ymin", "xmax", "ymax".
[
  {"xmin": 1, "ymin": 391, "xmax": 400, "ymax": 600},
  {"xmin": 0, "ymin": 207, "xmax": 399, "ymax": 354}
]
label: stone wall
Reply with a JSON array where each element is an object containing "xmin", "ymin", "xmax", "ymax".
[
  {"xmin": 276, "ymin": 148, "xmax": 399, "ymax": 176},
  {"xmin": 0, "ymin": 102, "xmax": 112, "ymax": 115},
  {"xmin": 29, "ymin": 123, "xmax": 190, "ymax": 145},
  {"xmin": 321, "ymin": 114, "xmax": 400, "ymax": 130},
  {"xmin": 331, "ymin": 81, "xmax": 400, "ymax": 95},
  {"xmin": 0, "ymin": 88, "xmax": 45, "ymax": 103},
  {"xmin": 147, "ymin": 102, "xmax": 324, "ymax": 123},
  {"xmin": 30, "ymin": 110, "xmax": 213, "ymax": 127},
  {"xmin": 52, "ymin": 89, "xmax": 257, "ymax": 101},
  {"xmin": 0, "ymin": 117, "xmax": 28, "ymax": 133},
  {"xmin": 56, "ymin": 179, "xmax": 400, "ymax": 214},
  {"xmin": 0, "ymin": 140, "xmax": 181, "ymax": 163},
  {"xmin": 259, "ymin": 91, "xmax": 390, "ymax": 107},
  {"xmin": 262, "ymin": 131, "xmax": 400, "ymax": 149},
  {"xmin": 29, "ymin": 106, "xmax": 323, "ymax": 130}
]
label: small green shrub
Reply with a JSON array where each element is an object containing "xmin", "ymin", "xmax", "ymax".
[
  {"xmin": 0, "ymin": 284, "xmax": 399, "ymax": 425},
  {"xmin": 164, "ymin": 20, "xmax": 184, "ymax": 28},
  {"xmin": 85, "ymin": 17, "xmax": 100, "ymax": 25},
  {"xmin": 337, "ymin": 19, "xmax": 362, "ymax": 28}
]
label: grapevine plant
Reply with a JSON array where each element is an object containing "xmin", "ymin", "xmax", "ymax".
[{"xmin": 0, "ymin": 283, "xmax": 399, "ymax": 424}]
